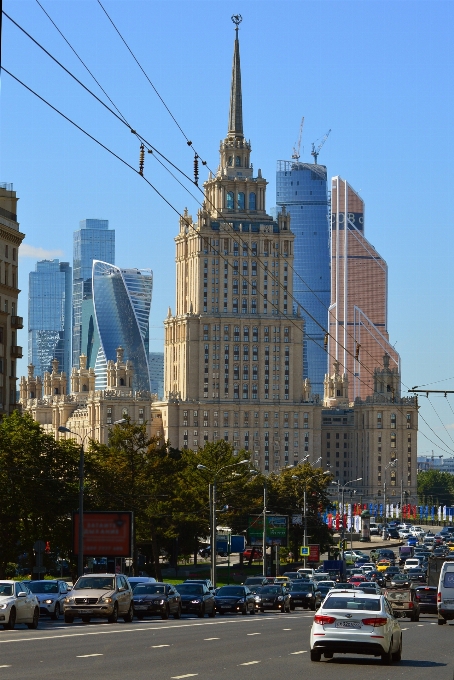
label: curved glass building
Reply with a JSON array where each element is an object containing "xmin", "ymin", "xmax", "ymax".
[{"xmin": 92, "ymin": 261, "xmax": 153, "ymax": 392}]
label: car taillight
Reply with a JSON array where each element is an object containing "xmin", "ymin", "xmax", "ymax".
[
  {"xmin": 362, "ymin": 617, "xmax": 388, "ymax": 627},
  {"xmin": 438, "ymin": 592, "xmax": 441, "ymax": 602},
  {"xmin": 314, "ymin": 615, "xmax": 336, "ymax": 625},
  {"xmin": 408, "ymin": 602, "xmax": 413, "ymax": 608}
]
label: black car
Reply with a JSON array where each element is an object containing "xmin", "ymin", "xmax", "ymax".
[
  {"xmin": 388, "ymin": 573, "xmax": 411, "ymax": 588},
  {"xmin": 177, "ymin": 583, "xmax": 215, "ymax": 617},
  {"xmin": 287, "ymin": 582, "xmax": 322, "ymax": 611},
  {"xmin": 214, "ymin": 586, "xmax": 256, "ymax": 615},
  {"xmin": 183, "ymin": 579, "xmax": 215, "ymax": 592},
  {"xmin": 256, "ymin": 585, "xmax": 291, "ymax": 613},
  {"xmin": 133, "ymin": 583, "xmax": 181, "ymax": 620},
  {"xmin": 414, "ymin": 586, "xmax": 437, "ymax": 614},
  {"xmin": 407, "ymin": 568, "xmax": 427, "ymax": 584},
  {"xmin": 383, "ymin": 567, "xmax": 400, "ymax": 584},
  {"xmin": 388, "ymin": 528, "xmax": 400, "ymax": 539}
]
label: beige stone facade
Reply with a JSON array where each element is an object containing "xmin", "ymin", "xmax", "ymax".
[
  {"xmin": 20, "ymin": 349, "xmax": 161, "ymax": 445},
  {"xmin": 0, "ymin": 184, "xmax": 25, "ymax": 414}
]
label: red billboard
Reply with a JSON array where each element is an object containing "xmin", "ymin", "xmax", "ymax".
[
  {"xmin": 308, "ymin": 544, "xmax": 320, "ymax": 563},
  {"xmin": 73, "ymin": 512, "xmax": 133, "ymax": 557}
]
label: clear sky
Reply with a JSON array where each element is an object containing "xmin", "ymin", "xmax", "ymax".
[{"xmin": 2, "ymin": 0, "xmax": 454, "ymax": 461}]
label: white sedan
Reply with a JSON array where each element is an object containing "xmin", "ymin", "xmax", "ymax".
[
  {"xmin": 0, "ymin": 581, "xmax": 40, "ymax": 630},
  {"xmin": 310, "ymin": 591, "xmax": 402, "ymax": 664},
  {"xmin": 410, "ymin": 527, "xmax": 425, "ymax": 538}
]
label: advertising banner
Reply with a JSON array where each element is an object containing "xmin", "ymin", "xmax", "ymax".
[
  {"xmin": 73, "ymin": 511, "xmax": 133, "ymax": 557},
  {"xmin": 308, "ymin": 544, "xmax": 320, "ymax": 562},
  {"xmin": 248, "ymin": 514, "xmax": 288, "ymax": 547}
]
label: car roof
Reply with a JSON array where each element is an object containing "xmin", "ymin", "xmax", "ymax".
[{"xmin": 0, "ymin": 580, "xmax": 15, "ymax": 584}]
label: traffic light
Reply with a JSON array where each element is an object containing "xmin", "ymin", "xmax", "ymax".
[
  {"xmin": 338, "ymin": 539, "xmax": 347, "ymax": 550},
  {"xmin": 45, "ymin": 541, "xmax": 50, "ymax": 553}
]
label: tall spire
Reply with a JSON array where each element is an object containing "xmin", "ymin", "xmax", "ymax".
[{"xmin": 228, "ymin": 15, "xmax": 243, "ymax": 137}]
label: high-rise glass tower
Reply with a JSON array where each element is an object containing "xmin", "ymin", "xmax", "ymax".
[
  {"xmin": 92, "ymin": 261, "xmax": 153, "ymax": 392},
  {"xmin": 329, "ymin": 176, "xmax": 400, "ymax": 401},
  {"xmin": 28, "ymin": 259, "xmax": 72, "ymax": 379},
  {"xmin": 72, "ymin": 219, "xmax": 115, "ymax": 368},
  {"xmin": 275, "ymin": 161, "xmax": 330, "ymax": 397},
  {"xmin": 149, "ymin": 352, "xmax": 164, "ymax": 399}
]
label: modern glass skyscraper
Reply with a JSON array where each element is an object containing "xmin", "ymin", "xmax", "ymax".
[
  {"xmin": 329, "ymin": 176, "xmax": 400, "ymax": 401},
  {"xmin": 72, "ymin": 219, "xmax": 115, "ymax": 368},
  {"xmin": 92, "ymin": 261, "xmax": 153, "ymax": 392},
  {"xmin": 275, "ymin": 161, "xmax": 330, "ymax": 397},
  {"xmin": 149, "ymin": 352, "xmax": 164, "ymax": 399},
  {"xmin": 28, "ymin": 259, "xmax": 72, "ymax": 379}
]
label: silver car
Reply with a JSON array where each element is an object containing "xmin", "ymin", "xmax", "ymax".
[
  {"xmin": 25, "ymin": 580, "xmax": 69, "ymax": 619},
  {"xmin": 63, "ymin": 573, "xmax": 133, "ymax": 624}
]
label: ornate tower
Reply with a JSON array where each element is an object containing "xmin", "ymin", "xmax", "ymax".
[{"xmin": 162, "ymin": 18, "xmax": 308, "ymax": 472}]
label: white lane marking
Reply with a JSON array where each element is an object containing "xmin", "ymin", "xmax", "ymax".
[
  {"xmin": 417, "ymin": 624, "xmax": 424, "ymax": 627},
  {"xmin": 171, "ymin": 675, "xmax": 198, "ymax": 679},
  {"xmin": 247, "ymin": 633, "xmax": 261, "ymax": 636},
  {"xmin": 152, "ymin": 644, "xmax": 170, "ymax": 648},
  {"xmin": 240, "ymin": 661, "xmax": 261, "ymax": 665},
  {"xmin": 76, "ymin": 653, "xmax": 103, "ymax": 658},
  {"xmin": 430, "ymin": 622, "xmax": 437, "ymax": 625},
  {"xmin": 401, "ymin": 627, "xmax": 409, "ymax": 630},
  {"xmin": 204, "ymin": 637, "xmax": 219, "ymax": 640},
  {"xmin": 0, "ymin": 615, "xmax": 309, "ymax": 645},
  {"xmin": 0, "ymin": 666, "xmax": 12, "ymax": 668},
  {"xmin": 283, "ymin": 628, "xmax": 292, "ymax": 631},
  {"xmin": 290, "ymin": 651, "xmax": 307, "ymax": 655}
]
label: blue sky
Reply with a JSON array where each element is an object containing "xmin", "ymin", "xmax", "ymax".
[{"xmin": 2, "ymin": 0, "xmax": 454, "ymax": 460}]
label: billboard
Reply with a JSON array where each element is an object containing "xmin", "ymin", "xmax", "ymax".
[
  {"xmin": 248, "ymin": 515, "xmax": 288, "ymax": 547},
  {"xmin": 73, "ymin": 511, "xmax": 133, "ymax": 557}
]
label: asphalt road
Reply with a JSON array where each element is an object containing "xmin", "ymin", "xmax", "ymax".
[{"xmin": 0, "ymin": 610, "xmax": 451, "ymax": 679}]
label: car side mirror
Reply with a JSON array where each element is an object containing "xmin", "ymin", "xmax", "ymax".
[
  {"xmin": 17, "ymin": 592, "xmax": 27, "ymax": 598},
  {"xmin": 118, "ymin": 586, "xmax": 126, "ymax": 592}
]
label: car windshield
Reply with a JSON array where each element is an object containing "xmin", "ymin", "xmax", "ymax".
[
  {"xmin": 324, "ymin": 596, "xmax": 381, "ymax": 611},
  {"xmin": 134, "ymin": 585, "xmax": 166, "ymax": 595},
  {"xmin": 177, "ymin": 585, "xmax": 204, "ymax": 595},
  {"xmin": 317, "ymin": 581, "xmax": 335, "ymax": 587},
  {"xmin": 288, "ymin": 583, "xmax": 312, "ymax": 592},
  {"xmin": 260, "ymin": 586, "xmax": 281, "ymax": 594},
  {"xmin": 0, "ymin": 584, "xmax": 13, "ymax": 596},
  {"xmin": 216, "ymin": 587, "xmax": 245, "ymax": 597},
  {"xmin": 74, "ymin": 577, "xmax": 115, "ymax": 590},
  {"xmin": 27, "ymin": 582, "xmax": 59, "ymax": 594}
]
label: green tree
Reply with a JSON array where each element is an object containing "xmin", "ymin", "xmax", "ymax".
[
  {"xmin": 0, "ymin": 411, "xmax": 80, "ymax": 578},
  {"xmin": 269, "ymin": 463, "xmax": 334, "ymax": 556},
  {"xmin": 417, "ymin": 469, "xmax": 454, "ymax": 506}
]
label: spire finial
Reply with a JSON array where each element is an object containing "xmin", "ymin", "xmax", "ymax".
[{"xmin": 228, "ymin": 15, "xmax": 243, "ymax": 137}]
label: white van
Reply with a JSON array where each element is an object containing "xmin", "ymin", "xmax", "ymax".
[
  {"xmin": 403, "ymin": 557, "xmax": 420, "ymax": 572},
  {"xmin": 437, "ymin": 562, "xmax": 454, "ymax": 624},
  {"xmin": 297, "ymin": 568, "xmax": 315, "ymax": 578}
]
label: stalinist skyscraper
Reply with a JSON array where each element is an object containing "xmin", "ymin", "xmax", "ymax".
[{"xmin": 160, "ymin": 18, "xmax": 314, "ymax": 472}]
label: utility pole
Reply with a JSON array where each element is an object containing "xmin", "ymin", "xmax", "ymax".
[{"xmin": 262, "ymin": 479, "xmax": 267, "ymax": 577}]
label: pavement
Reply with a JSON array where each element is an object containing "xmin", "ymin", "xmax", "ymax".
[{"xmin": 0, "ymin": 607, "xmax": 450, "ymax": 679}]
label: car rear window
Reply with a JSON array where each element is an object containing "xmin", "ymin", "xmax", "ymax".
[
  {"xmin": 387, "ymin": 591, "xmax": 410, "ymax": 601},
  {"xmin": 443, "ymin": 572, "xmax": 454, "ymax": 588},
  {"xmin": 216, "ymin": 587, "xmax": 245, "ymax": 597},
  {"xmin": 177, "ymin": 585, "xmax": 204, "ymax": 594},
  {"xmin": 324, "ymin": 596, "xmax": 380, "ymax": 611},
  {"xmin": 134, "ymin": 585, "xmax": 165, "ymax": 595}
]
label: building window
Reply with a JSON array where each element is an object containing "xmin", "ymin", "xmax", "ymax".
[
  {"xmin": 227, "ymin": 191, "xmax": 234, "ymax": 210},
  {"xmin": 391, "ymin": 413, "xmax": 396, "ymax": 429},
  {"xmin": 377, "ymin": 412, "xmax": 382, "ymax": 428},
  {"xmin": 391, "ymin": 433, "xmax": 396, "ymax": 448},
  {"xmin": 242, "ymin": 299, "xmax": 247, "ymax": 313},
  {"xmin": 238, "ymin": 192, "xmax": 245, "ymax": 210},
  {"xmin": 249, "ymin": 192, "xmax": 256, "ymax": 210},
  {"xmin": 406, "ymin": 413, "xmax": 412, "ymax": 429}
]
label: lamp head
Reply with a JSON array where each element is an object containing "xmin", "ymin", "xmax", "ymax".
[
  {"xmin": 197, "ymin": 464, "xmax": 207, "ymax": 471},
  {"xmin": 58, "ymin": 426, "xmax": 71, "ymax": 433}
]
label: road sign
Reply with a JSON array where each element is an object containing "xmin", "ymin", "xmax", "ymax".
[
  {"xmin": 292, "ymin": 514, "xmax": 302, "ymax": 525},
  {"xmin": 248, "ymin": 515, "xmax": 288, "ymax": 547},
  {"xmin": 299, "ymin": 546, "xmax": 309, "ymax": 556}
]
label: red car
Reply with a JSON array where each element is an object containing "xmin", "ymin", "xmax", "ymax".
[
  {"xmin": 243, "ymin": 547, "xmax": 263, "ymax": 560},
  {"xmin": 348, "ymin": 575, "xmax": 367, "ymax": 586}
]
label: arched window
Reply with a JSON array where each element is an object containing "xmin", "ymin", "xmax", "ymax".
[
  {"xmin": 242, "ymin": 298, "xmax": 248, "ymax": 313},
  {"xmin": 227, "ymin": 191, "xmax": 234, "ymax": 210},
  {"xmin": 120, "ymin": 378, "xmax": 125, "ymax": 386},
  {"xmin": 238, "ymin": 192, "xmax": 245, "ymax": 210},
  {"xmin": 82, "ymin": 384, "xmax": 88, "ymax": 392},
  {"xmin": 249, "ymin": 192, "xmax": 256, "ymax": 210},
  {"xmin": 253, "ymin": 327, "xmax": 258, "ymax": 342},
  {"xmin": 29, "ymin": 391, "xmax": 35, "ymax": 399},
  {"xmin": 236, "ymin": 156, "xmax": 241, "ymax": 167},
  {"xmin": 243, "ymin": 384, "xmax": 249, "ymax": 399},
  {"xmin": 228, "ymin": 156, "xmax": 233, "ymax": 166},
  {"xmin": 54, "ymin": 388, "xmax": 59, "ymax": 395}
]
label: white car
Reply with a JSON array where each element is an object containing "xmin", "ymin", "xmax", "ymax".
[
  {"xmin": 25, "ymin": 580, "xmax": 70, "ymax": 619},
  {"xmin": 0, "ymin": 581, "xmax": 40, "ymax": 630},
  {"xmin": 410, "ymin": 527, "xmax": 425, "ymax": 538},
  {"xmin": 398, "ymin": 529, "xmax": 410, "ymax": 539},
  {"xmin": 361, "ymin": 564, "xmax": 375, "ymax": 573},
  {"xmin": 309, "ymin": 591, "xmax": 402, "ymax": 664},
  {"xmin": 403, "ymin": 558, "xmax": 421, "ymax": 572}
]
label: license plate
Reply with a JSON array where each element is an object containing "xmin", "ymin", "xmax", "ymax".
[
  {"xmin": 135, "ymin": 605, "xmax": 147, "ymax": 610},
  {"xmin": 78, "ymin": 610, "xmax": 92, "ymax": 614},
  {"xmin": 443, "ymin": 599, "xmax": 454, "ymax": 604},
  {"xmin": 335, "ymin": 621, "xmax": 361, "ymax": 629},
  {"xmin": 221, "ymin": 605, "xmax": 231, "ymax": 609}
]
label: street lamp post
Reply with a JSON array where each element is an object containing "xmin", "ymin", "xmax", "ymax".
[
  {"xmin": 197, "ymin": 459, "xmax": 249, "ymax": 588},
  {"xmin": 292, "ymin": 470, "xmax": 330, "ymax": 568},
  {"xmin": 341, "ymin": 477, "xmax": 362, "ymax": 562},
  {"xmin": 59, "ymin": 418, "xmax": 126, "ymax": 578},
  {"xmin": 383, "ymin": 459, "xmax": 398, "ymax": 526}
]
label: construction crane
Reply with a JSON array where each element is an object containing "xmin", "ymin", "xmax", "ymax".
[
  {"xmin": 311, "ymin": 129, "xmax": 331, "ymax": 164},
  {"xmin": 291, "ymin": 117, "xmax": 304, "ymax": 161}
]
